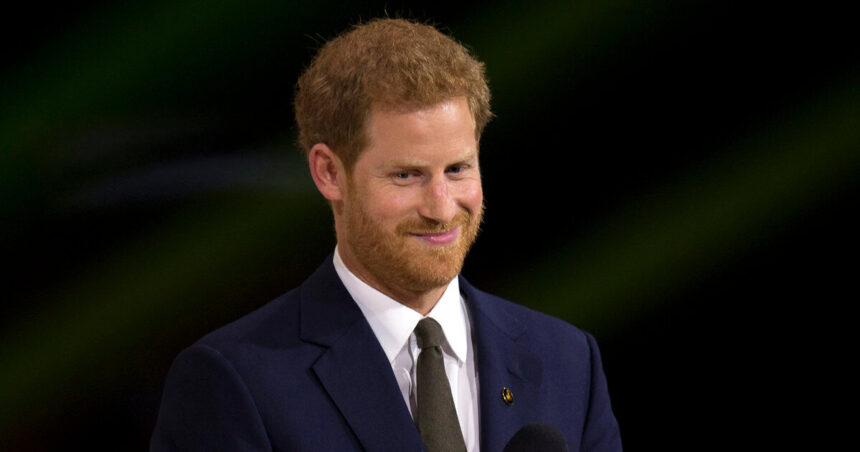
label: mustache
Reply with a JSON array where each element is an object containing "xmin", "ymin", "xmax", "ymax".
[{"xmin": 396, "ymin": 210, "xmax": 473, "ymax": 235}]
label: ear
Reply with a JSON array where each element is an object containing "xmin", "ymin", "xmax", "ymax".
[{"xmin": 308, "ymin": 143, "xmax": 347, "ymax": 201}]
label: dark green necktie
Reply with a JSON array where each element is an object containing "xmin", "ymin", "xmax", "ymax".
[{"xmin": 414, "ymin": 317, "xmax": 467, "ymax": 452}]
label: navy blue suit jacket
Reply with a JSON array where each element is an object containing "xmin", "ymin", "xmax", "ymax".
[{"xmin": 151, "ymin": 256, "xmax": 621, "ymax": 451}]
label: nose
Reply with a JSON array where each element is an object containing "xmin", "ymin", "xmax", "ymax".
[{"xmin": 418, "ymin": 176, "xmax": 458, "ymax": 224}]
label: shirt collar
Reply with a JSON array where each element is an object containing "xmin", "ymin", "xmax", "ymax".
[{"xmin": 333, "ymin": 246, "xmax": 468, "ymax": 365}]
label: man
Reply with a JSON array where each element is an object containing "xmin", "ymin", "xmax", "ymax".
[{"xmin": 152, "ymin": 18, "xmax": 621, "ymax": 452}]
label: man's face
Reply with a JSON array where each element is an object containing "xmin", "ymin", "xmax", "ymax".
[{"xmin": 337, "ymin": 97, "xmax": 484, "ymax": 298}]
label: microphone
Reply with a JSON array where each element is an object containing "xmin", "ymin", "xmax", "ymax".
[{"xmin": 503, "ymin": 423, "xmax": 569, "ymax": 452}]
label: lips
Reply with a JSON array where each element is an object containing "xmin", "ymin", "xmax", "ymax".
[{"xmin": 412, "ymin": 227, "xmax": 460, "ymax": 245}]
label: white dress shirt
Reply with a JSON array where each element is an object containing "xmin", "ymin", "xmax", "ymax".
[{"xmin": 333, "ymin": 247, "xmax": 480, "ymax": 451}]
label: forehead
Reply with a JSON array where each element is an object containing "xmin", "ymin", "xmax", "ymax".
[{"xmin": 361, "ymin": 97, "xmax": 477, "ymax": 164}]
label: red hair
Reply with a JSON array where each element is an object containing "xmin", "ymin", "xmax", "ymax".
[{"xmin": 294, "ymin": 18, "xmax": 492, "ymax": 170}]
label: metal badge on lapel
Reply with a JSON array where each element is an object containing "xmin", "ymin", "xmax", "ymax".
[{"xmin": 501, "ymin": 387, "xmax": 514, "ymax": 406}]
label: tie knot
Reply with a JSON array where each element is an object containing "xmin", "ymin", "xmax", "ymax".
[{"xmin": 414, "ymin": 317, "xmax": 445, "ymax": 349}]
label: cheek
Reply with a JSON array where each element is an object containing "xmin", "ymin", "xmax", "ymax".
[
  {"xmin": 459, "ymin": 180, "xmax": 483, "ymax": 211},
  {"xmin": 365, "ymin": 188, "xmax": 419, "ymax": 221}
]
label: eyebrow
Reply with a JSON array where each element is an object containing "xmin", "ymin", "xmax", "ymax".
[{"xmin": 386, "ymin": 152, "xmax": 478, "ymax": 169}]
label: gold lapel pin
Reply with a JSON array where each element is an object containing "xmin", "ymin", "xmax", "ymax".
[{"xmin": 501, "ymin": 387, "xmax": 514, "ymax": 406}]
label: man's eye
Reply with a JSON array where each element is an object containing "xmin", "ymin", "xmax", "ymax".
[
  {"xmin": 447, "ymin": 165, "xmax": 465, "ymax": 174},
  {"xmin": 392, "ymin": 171, "xmax": 418, "ymax": 182}
]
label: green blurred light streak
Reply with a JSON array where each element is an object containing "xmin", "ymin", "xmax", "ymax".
[
  {"xmin": 499, "ymin": 78, "xmax": 860, "ymax": 334},
  {"xmin": 459, "ymin": 0, "xmax": 696, "ymax": 106},
  {"xmin": 2, "ymin": 0, "xmax": 299, "ymax": 124},
  {"xmin": 0, "ymin": 193, "xmax": 328, "ymax": 426},
  {"xmin": 0, "ymin": 0, "xmax": 317, "ymax": 214}
]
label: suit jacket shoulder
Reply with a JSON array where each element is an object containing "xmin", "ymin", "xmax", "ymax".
[{"xmin": 151, "ymin": 257, "xmax": 422, "ymax": 451}]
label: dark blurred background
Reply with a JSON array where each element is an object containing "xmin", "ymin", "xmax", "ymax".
[{"xmin": 1, "ymin": 0, "xmax": 857, "ymax": 450}]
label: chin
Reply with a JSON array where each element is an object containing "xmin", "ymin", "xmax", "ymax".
[{"xmin": 398, "ymin": 251, "xmax": 466, "ymax": 290}]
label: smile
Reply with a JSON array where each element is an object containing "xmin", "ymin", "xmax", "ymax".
[{"xmin": 411, "ymin": 227, "xmax": 460, "ymax": 245}]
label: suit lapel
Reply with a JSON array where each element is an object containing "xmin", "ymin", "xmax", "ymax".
[
  {"xmin": 461, "ymin": 277, "xmax": 544, "ymax": 452},
  {"xmin": 300, "ymin": 257, "xmax": 423, "ymax": 452}
]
